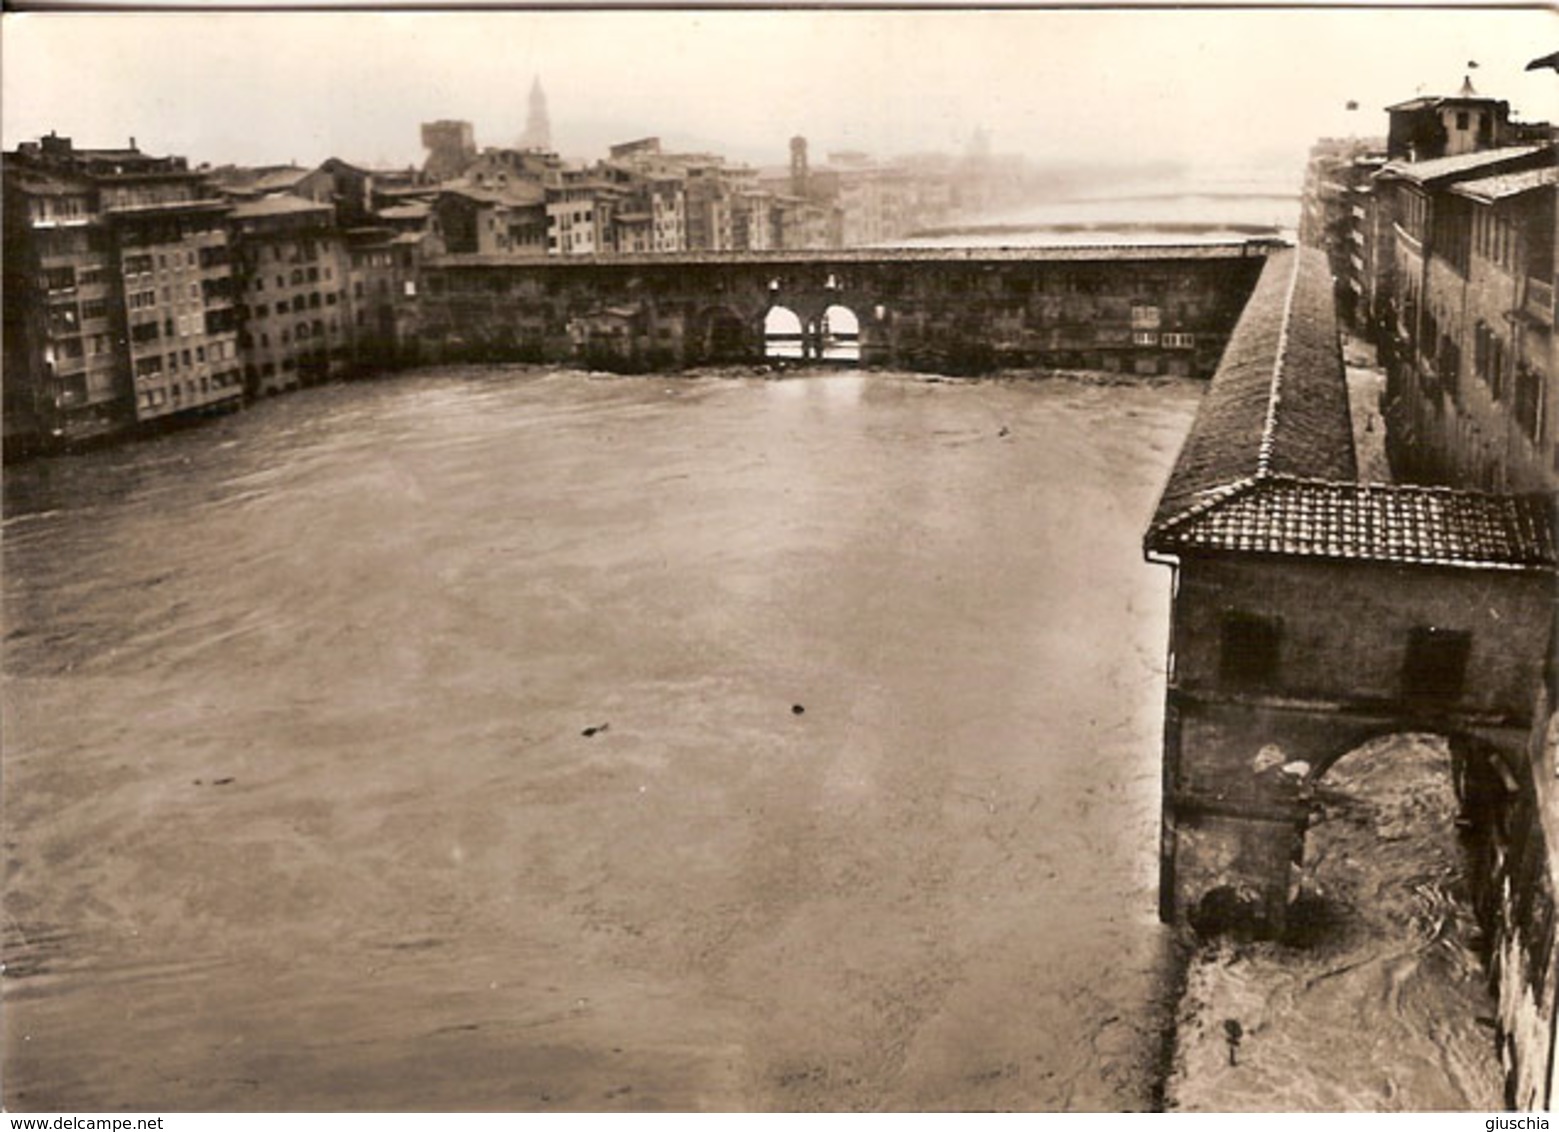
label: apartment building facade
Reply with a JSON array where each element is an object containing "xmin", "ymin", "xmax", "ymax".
[
  {"xmin": 3, "ymin": 134, "xmax": 243, "ymax": 453},
  {"xmin": 1372, "ymin": 143, "xmax": 1556, "ymax": 491},
  {"xmin": 228, "ymin": 195, "xmax": 354, "ymax": 397}
]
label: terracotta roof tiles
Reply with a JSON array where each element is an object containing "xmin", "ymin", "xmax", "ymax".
[{"xmin": 1144, "ymin": 245, "xmax": 1555, "ymax": 572}]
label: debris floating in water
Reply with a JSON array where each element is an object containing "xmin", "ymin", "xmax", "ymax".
[
  {"xmin": 791, "ymin": 704, "xmax": 805, "ymax": 716},
  {"xmin": 582, "ymin": 723, "xmax": 610, "ymax": 738}
]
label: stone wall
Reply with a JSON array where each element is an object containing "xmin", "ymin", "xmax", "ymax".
[{"xmin": 417, "ymin": 247, "xmax": 1271, "ymax": 376}]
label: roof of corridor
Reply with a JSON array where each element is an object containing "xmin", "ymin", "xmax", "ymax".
[
  {"xmin": 1376, "ymin": 145, "xmax": 1549, "ymax": 188},
  {"xmin": 1144, "ymin": 246, "xmax": 1555, "ymax": 571},
  {"xmin": 425, "ymin": 242, "xmax": 1276, "ymax": 270}
]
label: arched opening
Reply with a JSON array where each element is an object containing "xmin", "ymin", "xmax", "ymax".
[
  {"xmin": 818, "ymin": 303, "xmax": 861, "ymax": 363},
  {"xmin": 693, "ymin": 306, "xmax": 749, "ymax": 364},
  {"xmin": 1228, "ymin": 733, "xmax": 1506, "ymax": 1109},
  {"xmin": 764, "ymin": 306, "xmax": 804, "ymax": 360}
]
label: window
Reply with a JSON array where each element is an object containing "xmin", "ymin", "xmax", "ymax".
[
  {"xmin": 1403, "ymin": 626, "xmax": 1471, "ymax": 702},
  {"xmin": 1456, "ymin": 111, "xmax": 1470, "ymax": 130},
  {"xmin": 48, "ymin": 304, "xmax": 80, "ymax": 335},
  {"xmin": 1219, "ymin": 611, "xmax": 1282, "ymax": 689},
  {"xmin": 1439, "ymin": 334, "xmax": 1461, "ymax": 400},
  {"xmin": 1515, "ymin": 366, "xmax": 1545, "ymax": 443}
]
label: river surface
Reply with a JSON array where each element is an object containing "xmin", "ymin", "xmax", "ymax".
[
  {"xmin": 4, "ymin": 368, "xmax": 1191, "ymax": 1111},
  {"xmin": 1, "ymin": 366, "xmax": 1500, "ymax": 1111}
]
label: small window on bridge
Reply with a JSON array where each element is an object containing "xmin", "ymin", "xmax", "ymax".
[
  {"xmin": 1403, "ymin": 626, "xmax": 1471, "ymax": 703},
  {"xmin": 1219, "ymin": 611, "xmax": 1281, "ymax": 690}
]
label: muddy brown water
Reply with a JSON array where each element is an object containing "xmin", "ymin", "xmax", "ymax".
[{"xmin": 0, "ymin": 368, "xmax": 1497, "ymax": 1110}]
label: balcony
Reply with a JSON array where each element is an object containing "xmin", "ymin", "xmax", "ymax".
[{"xmin": 1525, "ymin": 277, "xmax": 1554, "ymax": 327}]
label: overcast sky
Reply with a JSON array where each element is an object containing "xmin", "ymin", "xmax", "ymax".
[{"xmin": 3, "ymin": 8, "xmax": 1556, "ymax": 178}]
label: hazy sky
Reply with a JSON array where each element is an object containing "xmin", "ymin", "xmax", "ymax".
[{"xmin": 3, "ymin": 8, "xmax": 1557, "ymax": 177}]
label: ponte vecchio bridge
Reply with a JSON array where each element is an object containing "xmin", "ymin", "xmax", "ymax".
[{"xmin": 417, "ymin": 243, "xmax": 1277, "ymax": 376}]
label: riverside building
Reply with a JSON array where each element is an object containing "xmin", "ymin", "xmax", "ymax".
[{"xmin": 3, "ymin": 133, "xmax": 241, "ymax": 455}]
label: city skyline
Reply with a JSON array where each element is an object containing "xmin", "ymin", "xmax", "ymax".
[{"xmin": 3, "ymin": 8, "xmax": 1556, "ymax": 177}]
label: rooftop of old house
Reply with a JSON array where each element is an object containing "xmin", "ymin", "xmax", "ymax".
[
  {"xmin": 208, "ymin": 165, "xmax": 312, "ymax": 196},
  {"xmin": 1145, "ymin": 246, "xmax": 1555, "ymax": 571},
  {"xmin": 229, "ymin": 194, "xmax": 333, "ymax": 220},
  {"xmin": 1451, "ymin": 164, "xmax": 1559, "ymax": 203},
  {"xmin": 1377, "ymin": 145, "xmax": 1550, "ymax": 188}
]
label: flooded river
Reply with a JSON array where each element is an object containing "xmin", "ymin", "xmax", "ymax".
[{"xmin": 1, "ymin": 366, "xmax": 1499, "ymax": 1110}]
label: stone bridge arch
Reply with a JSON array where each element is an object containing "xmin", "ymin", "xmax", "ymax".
[
  {"xmin": 686, "ymin": 304, "xmax": 758, "ymax": 366},
  {"xmin": 1305, "ymin": 723, "xmax": 1522, "ymax": 808},
  {"xmin": 762, "ymin": 276, "xmax": 888, "ymax": 365}
]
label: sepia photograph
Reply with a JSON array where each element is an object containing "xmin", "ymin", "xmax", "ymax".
[{"xmin": 2, "ymin": 4, "xmax": 1557, "ymax": 1115}]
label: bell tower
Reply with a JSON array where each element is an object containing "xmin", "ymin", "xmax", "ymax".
[{"xmin": 520, "ymin": 75, "xmax": 552, "ymax": 151}]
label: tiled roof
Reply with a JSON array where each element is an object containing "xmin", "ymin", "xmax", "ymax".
[
  {"xmin": 1147, "ymin": 247, "xmax": 1355, "ymax": 535},
  {"xmin": 441, "ymin": 181, "xmax": 545, "ymax": 207},
  {"xmin": 230, "ymin": 194, "xmax": 332, "ymax": 219},
  {"xmin": 1451, "ymin": 165, "xmax": 1559, "ymax": 202},
  {"xmin": 1151, "ymin": 477, "xmax": 1555, "ymax": 570},
  {"xmin": 376, "ymin": 202, "xmax": 431, "ymax": 221},
  {"xmin": 210, "ymin": 165, "xmax": 310, "ymax": 193},
  {"xmin": 1386, "ymin": 91, "xmax": 1504, "ymax": 112},
  {"xmin": 1144, "ymin": 245, "xmax": 1556, "ymax": 572},
  {"xmin": 1377, "ymin": 145, "xmax": 1547, "ymax": 187},
  {"xmin": 7, "ymin": 167, "xmax": 92, "ymax": 194}
]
